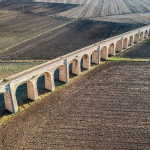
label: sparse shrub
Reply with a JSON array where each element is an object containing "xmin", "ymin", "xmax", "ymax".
[{"xmin": 3, "ymin": 78, "xmax": 9, "ymax": 82}]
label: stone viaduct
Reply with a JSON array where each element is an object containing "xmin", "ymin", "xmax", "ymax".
[{"xmin": 0, "ymin": 25, "xmax": 150, "ymax": 113}]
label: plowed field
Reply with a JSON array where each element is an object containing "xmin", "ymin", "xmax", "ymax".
[
  {"xmin": 119, "ymin": 37, "xmax": 150, "ymax": 59},
  {"xmin": 0, "ymin": 18, "xmax": 143, "ymax": 60},
  {"xmin": 0, "ymin": 61, "xmax": 150, "ymax": 149}
]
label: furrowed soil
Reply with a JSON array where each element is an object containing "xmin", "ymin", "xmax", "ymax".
[
  {"xmin": 0, "ymin": 18, "xmax": 143, "ymax": 60},
  {"xmin": 119, "ymin": 37, "xmax": 150, "ymax": 59},
  {"xmin": 0, "ymin": 61, "xmax": 150, "ymax": 149},
  {"xmin": 0, "ymin": 0, "xmax": 147, "ymax": 61}
]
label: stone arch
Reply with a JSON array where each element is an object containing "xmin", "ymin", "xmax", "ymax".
[
  {"xmin": 108, "ymin": 43, "xmax": 115, "ymax": 56},
  {"xmin": 144, "ymin": 30, "xmax": 148, "ymax": 38},
  {"xmin": 115, "ymin": 40, "xmax": 122, "ymax": 52},
  {"xmin": 101, "ymin": 46, "xmax": 108, "ymax": 60},
  {"xmin": 134, "ymin": 34, "xmax": 139, "ymax": 44},
  {"xmin": 15, "ymin": 80, "xmax": 38, "ymax": 106},
  {"xmin": 81, "ymin": 54, "xmax": 90, "ymax": 70},
  {"xmin": 36, "ymin": 72, "xmax": 52, "ymax": 93},
  {"xmin": 128, "ymin": 35, "xmax": 134, "ymax": 46},
  {"xmin": 54, "ymin": 65, "xmax": 67, "ymax": 84},
  {"xmin": 69, "ymin": 59, "xmax": 80, "ymax": 76},
  {"xmin": 91, "ymin": 50, "xmax": 99, "ymax": 64},
  {"xmin": 123, "ymin": 38, "xmax": 128, "ymax": 49},
  {"xmin": 140, "ymin": 32, "xmax": 144, "ymax": 41}
]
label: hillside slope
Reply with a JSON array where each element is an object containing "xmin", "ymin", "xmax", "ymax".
[
  {"xmin": 35, "ymin": 0, "xmax": 150, "ymax": 18},
  {"xmin": 57, "ymin": 0, "xmax": 150, "ymax": 18}
]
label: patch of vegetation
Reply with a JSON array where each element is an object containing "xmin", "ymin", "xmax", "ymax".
[
  {"xmin": 3, "ymin": 78, "xmax": 9, "ymax": 82},
  {"xmin": 0, "ymin": 61, "xmax": 43, "ymax": 80}
]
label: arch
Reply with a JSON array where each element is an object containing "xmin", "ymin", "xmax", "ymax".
[
  {"xmin": 16, "ymin": 80, "xmax": 38, "ymax": 104},
  {"xmin": 54, "ymin": 65, "xmax": 67, "ymax": 85},
  {"xmin": 81, "ymin": 54, "xmax": 90, "ymax": 70},
  {"xmin": 134, "ymin": 34, "xmax": 139, "ymax": 44},
  {"xmin": 144, "ymin": 30, "xmax": 148, "ymax": 38},
  {"xmin": 128, "ymin": 35, "xmax": 134, "ymax": 46},
  {"xmin": 123, "ymin": 38, "xmax": 128, "ymax": 49},
  {"xmin": 140, "ymin": 32, "xmax": 144, "ymax": 41},
  {"xmin": 115, "ymin": 40, "xmax": 122, "ymax": 52},
  {"xmin": 69, "ymin": 59, "xmax": 80, "ymax": 77},
  {"xmin": 37, "ymin": 72, "xmax": 52, "ymax": 94},
  {"xmin": 91, "ymin": 50, "xmax": 99, "ymax": 64},
  {"xmin": 101, "ymin": 46, "xmax": 108, "ymax": 60},
  {"xmin": 108, "ymin": 43, "xmax": 115, "ymax": 56}
]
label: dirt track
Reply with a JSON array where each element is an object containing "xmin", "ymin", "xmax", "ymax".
[{"xmin": 0, "ymin": 61, "xmax": 150, "ymax": 149}]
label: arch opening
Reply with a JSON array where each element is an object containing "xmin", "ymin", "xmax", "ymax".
[
  {"xmin": 134, "ymin": 34, "xmax": 139, "ymax": 44},
  {"xmin": 140, "ymin": 32, "xmax": 144, "ymax": 41},
  {"xmin": 144, "ymin": 30, "xmax": 148, "ymax": 38},
  {"xmin": 123, "ymin": 38, "xmax": 128, "ymax": 49},
  {"xmin": 101, "ymin": 46, "xmax": 108, "ymax": 60},
  {"xmin": 128, "ymin": 36, "xmax": 134, "ymax": 46},
  {"xmin": 54, "ymin": 65, "xmax": 67, "ymax": 87},
  {"xmin": 91, "ymin": 50, "xmax": 99, "ymax": 65},
  {"xmin": 69, "ymin": 59, "xmax": 80, "ymax": 79},
  {"xmin": 115, "ymin": 40, "xmax": 122, "ymax": 53},
  {"xmin": 108, "ymin": 43, "xmax": 115, "ymax": 56},
  {"xmin": 37, "ymin": 72, "xmax": 51, "ymax": 95},
  {"xmin": 16, "ymin": 81, "xmax": 37, "ymax": 107}
]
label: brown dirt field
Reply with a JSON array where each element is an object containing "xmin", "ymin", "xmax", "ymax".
[
  {"xmin": 0, "ymin": 61, "xmax": 150, "ymax": 149},
  {"xmin": 120, "ymin": 37, "xmax": 150, "ymax": 59},
  {"xmin": 0, "ymin": 18, "xmax": 143, "ymax": 60},
  {"xmin": 0, "ymin": 0, "xmax": 146, "ymax": 61},
  {"xmin": 92, "ymin": 12, "xmax": 150, "ymax": 25}
]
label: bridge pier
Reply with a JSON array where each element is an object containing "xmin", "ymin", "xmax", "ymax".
[
  {"xmin": 59, "ymin": 65, "xmax": 68, "ymax": 83},
  {"xmin": 108, "ymin": 44, "xmax": 115, "ymax": 56},
  {"xmin": 140, "ymin": 32, "xmax": 144, "ymax": 41},
  {"xmin": 5, "ymin": 83, "xmax": 19, "ymax": 113},
  {"xmin": 27, "ymin": 81, "xmax": 38, "ymax": 101},
  {"xmin": 116, "ymin": 40, "xmax": 123, "ymax": 52},
  {"xmin": 134, "ymin": 34, "xmax": 139, "ymax": 44},
  {"xmin": 128, "ymin": 36, "xmax": 134, "ymax": 46},
  {"xmin": 45, "ymin": 72, "xmax": 52, "ymax": 91},
  {"xmin": 144, "ymin": 30, "xmax": 149, "ymax": 38},
  {"xmin": 92, "ymin": 51, "xmax": 99, "ymax": 64},
  {"xmin": 83, "ymin": 54, "xmax": 91, "ymax": 70},
  {"xmin": 51, "ymin": 75, "xmax": 55, "ymax": 91},
  {"xmin": 101, "ymin": 47, "xmax": 108, "ymax": 60},
  {"xmin": 123, "ymin": 38, "xmax": 128, "ymax": 49},
  {"xmin": 72, "ymin": 59, "xmax": 80, "ymax": 75}
]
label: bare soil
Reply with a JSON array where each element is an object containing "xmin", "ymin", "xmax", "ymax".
[
  {"xmin": 56, "ymin": 0, "xmax": 150, "ymax": 18},
  {"xmin": 120, "ymin": 37, "xmax": 150, "ymax": 59},
  {"xmin": 92, "ymin": 12, "xmax": 150, "ymax": 25},
  {"xmin": 0, "ymin": 18, "xmax": 143, "ymax": 60},
  {"xmin": 0, "ymin": 61, "xmax": 150, "ymax": 149},
  {"xmin": 0, "ymin": 0, "xmax": 147, "ymax": 61}
]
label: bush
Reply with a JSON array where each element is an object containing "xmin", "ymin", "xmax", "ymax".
[{"xmin": 3, "ymin": 78, "xmax": 9, "ymax": 82}]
